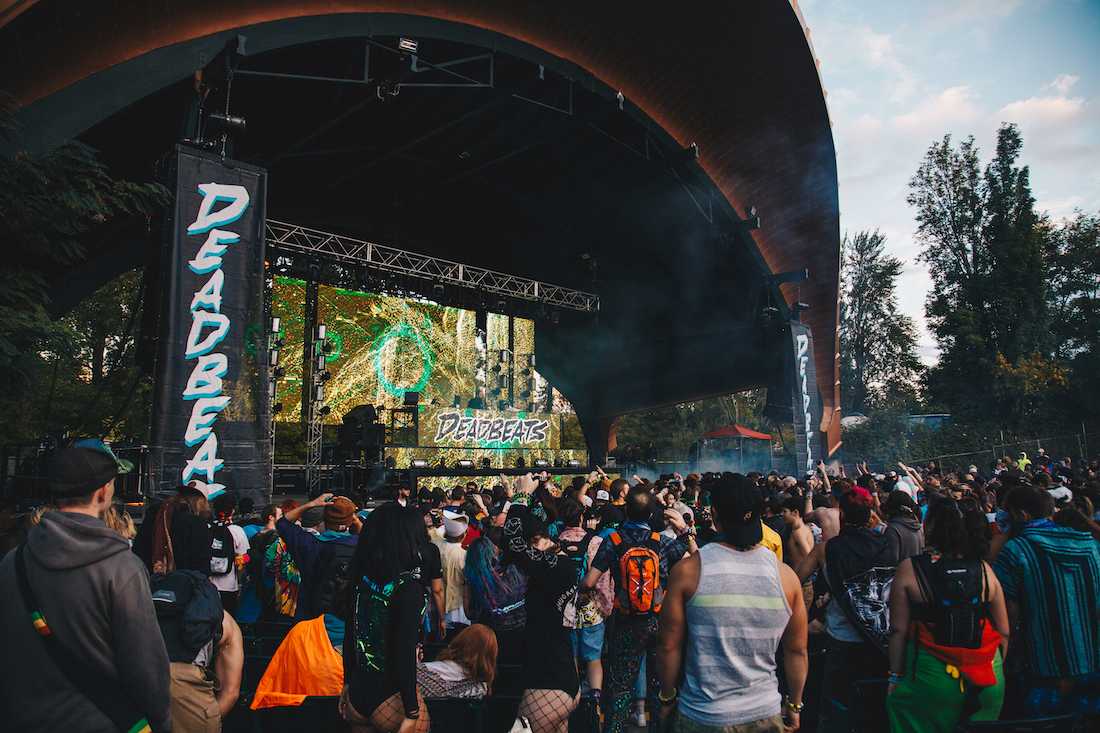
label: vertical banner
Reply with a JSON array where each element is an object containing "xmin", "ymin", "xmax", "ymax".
[
  {"xmin": 150, "ymin": 145, "xmax": 269, "ymax": 504},
  {"xmin": 790, "ymin": 320, "xmax": 823, "ymax": 475}
]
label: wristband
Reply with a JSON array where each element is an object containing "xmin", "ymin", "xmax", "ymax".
[
  {"xmin": 657, "ymin": 686, "xmax": 678, "ymax": 704},
  {"xmin": 887, "ymin": 672, "xmax": 904, "ymax": 685},
  {"xmin": 784, "ymin": 696, "xmax": 804, "ymax": 713}
]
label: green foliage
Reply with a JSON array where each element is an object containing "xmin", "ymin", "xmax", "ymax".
[
  {"xmin": 0, "ymin": 94, "xmax": 169, "ymax": 380},
  {"xmin": 906, "ymin": 123, "xmax": 1092, "ymax": 430},
  {"xmin": 612, "ymin": 390, "xmax": 768, "ymax": 461},
  {"xmin": 0, "ymin": 94, "xmax": 168, "ymax": 445},
  {"xmin": 839, "ymin": 230, "xmax": 923, "ymax": 414}
]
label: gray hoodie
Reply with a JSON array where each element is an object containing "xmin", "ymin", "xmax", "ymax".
[
  {"xmin": 0, "ymin": 511, "xmax": 172, "ymax": 731},
  {"xmin": 884, "ymin": 513, "xmax": 925, "ymax": 562}
]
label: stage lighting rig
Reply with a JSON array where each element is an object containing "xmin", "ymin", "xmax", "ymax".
[
  {"xmin": 533, "ymin": 458, "xmax": 550, "ymax": 468},
  {"xmin": 398, "ymin": 37, "xmax": 419, "ymax": 54},
  {"xmin": 480, "ymin": 457, "xmax": 492, "ymax": 470},
  {"xmin": 457, "ymin": 459, "xmax": 475, "ymax": 469},
  {"xmin": 411, "ymin": 459, "xmax": 429, "ymax": 469},
  {"xmin": 377, "ymin": 79, "xmax": 401, "ymax": 99},
  {"xmin": 567, "ymin": 459, "xmax": 582, "ymax": 469}
]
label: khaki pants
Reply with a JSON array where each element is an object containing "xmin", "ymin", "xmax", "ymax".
[{"xmin": 170, "ymin": 662, "xmax": 221, "ymax": 733}]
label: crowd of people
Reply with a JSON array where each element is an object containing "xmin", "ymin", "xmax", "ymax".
[{"xmin": 1, "ymin": 439, "xmax": 1098, "ymax": 733}]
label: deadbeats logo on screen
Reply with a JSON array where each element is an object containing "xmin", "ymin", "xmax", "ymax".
[
  {"xmin": 179, "ymin": 182, "xmax": 252, "ymax": 496},
  {"xmin": 433, "ymin": 411, "xmax": 550, "ymax": 445}
]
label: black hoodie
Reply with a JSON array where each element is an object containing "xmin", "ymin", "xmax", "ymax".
[{"xmin": 0, "ymin": 511, "xmax": 172, "ymax": 731}]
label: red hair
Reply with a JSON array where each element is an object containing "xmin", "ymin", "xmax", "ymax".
[{"xmin": 436, "ymin": 623, "xmax": 498, "ymax": 693}]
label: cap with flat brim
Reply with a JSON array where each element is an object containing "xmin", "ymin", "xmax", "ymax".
[
  {"xmin": 72, "ymin": 438, "xmax": 133, "ymax": 474},
  {"xmin": 49, "ymin": 446, "xmax": 123, "ymax": 498}
]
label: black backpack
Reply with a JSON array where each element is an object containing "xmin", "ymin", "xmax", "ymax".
[
  {"xmin": 151, "ymin": 570, "xmax": 224, "ymax": 664},
  {"xmin": 560, "ymin": 531, "xmax": 595, "ymax": 583},
  {"xmin": 912, "ymin": 553, "xmax": 986, "ymax": 649},
  {"xmin": 209, "ymin": 523, "xmax": 235, "ymax": 576},
  {"xmin": 311, "ymin": 539, "xmax": 358, "ymax": 618}
]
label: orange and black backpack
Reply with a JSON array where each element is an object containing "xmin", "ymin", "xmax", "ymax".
[{"xmin": 608, "ymin": 530, "xmax": 664, "ymax": 614}]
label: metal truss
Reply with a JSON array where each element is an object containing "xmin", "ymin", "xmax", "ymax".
[{"xmin": 266, "ymin": 219, "xmax": 600, "ymax": 313}]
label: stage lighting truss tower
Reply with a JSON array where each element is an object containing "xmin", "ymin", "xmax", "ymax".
[
  {"xmin": 266, "ymin": 220, "xmax": 600, "ymax": 314},
  {"xmin": 306, "ymin": 323, "xmax": 330, "ymax": 495},
  {"xmin": 268, "ymin": 317, "xmax": 283, "ymax": 490}
]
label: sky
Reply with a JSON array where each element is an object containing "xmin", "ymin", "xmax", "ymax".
[{"xmin": 797, "ymin": 0, "xmax": 1100, "ymax": 362}]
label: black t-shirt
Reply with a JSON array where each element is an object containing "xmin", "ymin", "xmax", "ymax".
[
  {"xmin": 421, "ymin": 541, "xmax": 442, "ymax": 587},
  {"xmin": 502, "ymin": 514, "xmax": 580, "ymax": 696}
]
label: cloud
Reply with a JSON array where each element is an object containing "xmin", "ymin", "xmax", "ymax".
[
  {"xmin": 1045, "ymin": 74, "xmax": 1079, "ymax": 96},
  {"xmin": 924, "ymin": 0, "xmax": 1024, "ymax": 27},
  {"xmin": 811, "ymin": 22, "xmax": 918, "ymax": 104},
  {"xmin": 998, "ymin": 95, "xmax": 1085, "ymax": 129},
  {"xmin": 893, "ymin": 86, "xmax": 982, "ymax": 136}
]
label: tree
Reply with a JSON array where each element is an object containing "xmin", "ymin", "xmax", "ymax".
[
  {"xmin": 839, "ymin": 230, "xmax": 923, "ymax": 414},
  {"xmin": 907, "ymin": 123, "xmax": 1055, "ymax": 427},
  {"xmin": 1047, "ymin": 211, "xmax": 1100, "ymax": 420},
  {"xmin": 0, "ymin": 94, "xmax": 168, "ymax": 443}
]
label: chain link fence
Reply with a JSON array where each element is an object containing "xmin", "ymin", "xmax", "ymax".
[{"xmin": 905, "ymin": 430, "xmax": 1096, "ymax": 472}]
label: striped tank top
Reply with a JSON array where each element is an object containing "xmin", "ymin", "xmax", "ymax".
[{"xmin": 678, "ymin": 542, "xmax": 791, "ymax": 726}]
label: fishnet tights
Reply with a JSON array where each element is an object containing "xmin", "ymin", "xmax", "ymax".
[
  {"xmin": 342, "ymin": 689, "xmax": 431, "ymax": 733},
  {"xmin": 518, "ymin": 688, "xmax": 580, "ymax": 733}
]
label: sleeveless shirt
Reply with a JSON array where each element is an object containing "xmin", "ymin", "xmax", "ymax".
[{"xmin": 678, "ymin": 542, "xmax": 791, "ymax": 726}]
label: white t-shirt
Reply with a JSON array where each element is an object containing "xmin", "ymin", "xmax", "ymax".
[{"xmin": 209, "ymin": 523, "xmax": 250, "ymax": 592}]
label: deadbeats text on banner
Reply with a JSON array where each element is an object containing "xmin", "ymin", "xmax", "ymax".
[
  {"xmin": 789, "ymin": 320, "xmax": 823, "ymax": 474},
  {"xmin": 150, "ymin": 146, "xmax": 269, "ymax": 503}
]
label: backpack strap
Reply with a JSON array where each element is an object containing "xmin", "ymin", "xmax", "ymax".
[
  {"xmin": 14, "ymin": 545, "xmax": 150, "ymax": 733},
  {"xmin": 646, "ymin": 532, "xmax": 663, "ymax": 552},
  {"xmin": 608, "ymin": 531, "xmax": 622, "ymax": 547}
]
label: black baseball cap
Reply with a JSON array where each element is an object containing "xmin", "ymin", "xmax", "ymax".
[
  {"xmin": 711, "ymin": 475, "xmax": 764, "ymax": 547},
  {"xmin": 49, "ymin": 440, "xmax": 132, "ymax": 498}
]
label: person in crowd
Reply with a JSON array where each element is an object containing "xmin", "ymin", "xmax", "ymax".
[
  {"xmin": 277, "ymin": 492, "xmax": 361, "ymax": 620},
  {"xmin": 993, "ymin": 484, "xmax": 1100, "ymax": 717},
  {"xmin": 151, "ymin": 485, "xmax": 215, "ymax": 575},
  {"xmin": 417, "ymin": 623, "xmax": 498, "ymax": 700},
  {"xmin": 658, "ymin": 473, "xmax": 808, "ymax": 733},
  {"xmin": 780, "ymin": 495, "xmax": 816, "ymax": 611},
  {"xmin": 501, "ymin": 499, "xmax": 581, "ymax": 733},
  {"xmin": 796, "ymin": 486, "xmax": 901, "ymax": 733},
  {"xmin": 152, "ymin": 570, "xmax": 244, "ymax": 733},
  {"xmin": 886, "ymin": 499, "xmax": 1009, "ymax": 732},
  {"xmin": 558, "ymin": 497, "xmax": 613, "ymax": 708},
  {"xmin": 103, "ymin": 504, "xmax": 137, "ymax": 543},
  {"xmin": 266, "ymin": 500, "xmax": 303, "ymax": 618},
  {"xmin": 882, "ymin": 490, "xmax": 925, "ymax": 562},
  {"xmin": 341, "ymin": 503, "xmax": 432, "ymax": 733},
  {"xmin": 251, "ymin": 532, "xmax": 352, "ymax": 711},
  {"xmin": 803, "ymin": 462, "xmax": 841, "ymax": 541},
  {"xmin": 209, "ymin": 493, "xmax": 251, "ymax": 615},
  {"xmin": 581, "ymin": 483, "xmax": 696, "ymax": 733},
  {"xmin": 463, "ymin": 531, "xmax": 527, "ymax": 670},
  {"xmin": 435, "ymin": 509, "xmax": 471, "ymax": 635},
  {"xmin": 0, "ymin": 444, "xmax": 172, "ymax": 732}
]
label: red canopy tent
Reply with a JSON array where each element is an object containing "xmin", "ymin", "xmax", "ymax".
[{"xmin": 702, "ymin": 424, "xmax": 772, "ymax": 441}]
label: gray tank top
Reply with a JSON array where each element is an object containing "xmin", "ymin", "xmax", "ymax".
[{"xmin": 678, "ymin": 543, "xmax": 791, "ymax": 726}]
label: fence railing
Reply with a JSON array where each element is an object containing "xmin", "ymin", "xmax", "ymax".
[{"xmin": 904, "ymin": 430, "xmax": 1096, "ymax": 472}]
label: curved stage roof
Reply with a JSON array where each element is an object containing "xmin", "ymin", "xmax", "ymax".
[{"xmin": 0, "ymin": 0, "xmax": 842, "ymax": 456}]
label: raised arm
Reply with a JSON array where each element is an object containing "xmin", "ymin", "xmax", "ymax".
[{"xmin": 657, "ymin": 552, "xmax": 699, "ymax": 722}]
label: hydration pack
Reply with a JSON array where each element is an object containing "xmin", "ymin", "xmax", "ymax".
[
  {"xmin": 310, "ymin": 539, "xmax": 357, "ymax": 618},
  {"xmin": 209, "ymin": 524, "xmax": 235, "ymax": 576},
  {"xmin": 913, "ymin": 554, "xmax": 986, "ymax": 649},
  {"xmin": 354, "ymin": 571, "xmax": 425, "ymax": 673},
  {"xmin": 609, "ymin": 531, "xmax": 663, "ymax": 615},
  {"xmin": 560, "ymin": 531, "xmax": 595, "ymax": 628},
  {"xmin": 151, "ymin": 570, "xmax": 224, "ymax": 665}
]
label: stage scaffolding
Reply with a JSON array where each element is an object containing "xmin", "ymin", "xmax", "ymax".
[{"xmin": 266, "ymin": 219, "xmax": 600, "ymax": 314}]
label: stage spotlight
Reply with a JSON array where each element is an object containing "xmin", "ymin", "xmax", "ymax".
[
  {"xmin": 273, "ymin": 403, "xmax": 283, "ymax": 414},
  {"xmin": 411, "ymin": 458, "xmax": 429, "ymax": 469},
  {"xmin": 318, "ymin": 370, "xmax": 331, "ymax": 383},
  {"xmin": 273, "ymin": 366, "xmax": 286, "ymax": 379},
  {"xmin": 314, "ymin": 385, "xmax": 324, "ymax": 402},
  {"xmin": 745, "ymin": 206, "xmax": 761, "ymax": 230},
  {"xmin": 567, "ymin": 459, "xmax": 582, "ymax": 469},
  {"xmin": 398, "ymin": 37, "xmax": 419, "ymax": 54},
  {"xmin": 516, "ymin": 456, "xmax": 526, "ymax": 469},
  {"xmin": 206, "ymin": 112, "xmax": 247, "ymax": 135},
  {"xmin": 316, "ymin": 324, "xmax": 327, "ymax": 340},
  {"xmin": 457, "ymin": 459, "xmax": 475, "ymax": 469},
  {"xmin": 270, "ymin": 350, "xmax": 280, "ymax": 367},
  {"xmin": 315, "ymin": 353, "xmax": 326, "ymax": 371},
  {"xmin": 533, "ymin": 458, "xmax": 550, "ymax": 468},
  {"xmin": 271, "ymin": 317, "xmax": 281, "ymax": 334},
  {"xmin": 268, "ymin": 381, "xmax": 277, "ymax": 399},
  {"xmin": 318, "ymin": 405, "xmax": 332, "ymax": 417},
  {"xmin": 480, "ymin": 457, "xmax": 492, "ymax": 470},
  {"xmin": 377, "ymin": 79, "xmax": 401, "ymax": 98},
  {"xmin": 616, "ymin": 90, "xmax": 625, "ymax": 111}
]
